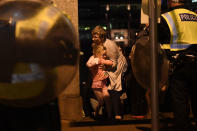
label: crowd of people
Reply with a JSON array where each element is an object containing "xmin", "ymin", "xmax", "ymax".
[{"xmin": 81, "ymin": 0, "xmax": 197, "ymax": 131}]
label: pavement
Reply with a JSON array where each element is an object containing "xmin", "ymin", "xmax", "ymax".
[{"xmin": 60, "ymin": 113, "xmax": 184, "ymax": 131}]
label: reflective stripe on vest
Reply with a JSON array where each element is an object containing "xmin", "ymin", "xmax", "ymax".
[
  {"xmin": 162, "ymin": 9, "xmax": 197, "ymax": 51},
  {"xmin": 160, "ymin": 43, "xmax": 190, "ymax": 51}
]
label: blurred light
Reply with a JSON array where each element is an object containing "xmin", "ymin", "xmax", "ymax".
[
  {"xmin": 84, "ymin": 27, "xmax": 90, "ymax": 30},
  {"xmin": 115, "ymin": 36, "xmax": 119, "ymax": 39},
  {"xmin": 103, "ymin": 26, "xmax": 107, "ymax": 30},
  {"xmin": 136, "ymin": 32, "xmax": 138, "ymax": 36},
  {"xmin": 80, "ymin": 51, "xmax": 84, "ymax": 55},
  {"xmin": 106, "ymin": 4, "xmax": 110, "ymax": 11},
  {"xmin": 110, "ymin": 23, "xmax": 112, "ymax": 29},
  {"xmin": 9, "ymin": 17, "xmax": 13, "ymax": 24},
  {"xmin": 120, "ymin": 36, "xmax": 124, "ymax": 40},
  {"xmin": 127, "ymin": 4, "xmax": 131, "ymax": 11}
]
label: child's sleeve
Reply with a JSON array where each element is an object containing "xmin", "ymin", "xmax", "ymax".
[{"xmin": 86, "ymin": 56, "xmax": 99, "ymax": 68}]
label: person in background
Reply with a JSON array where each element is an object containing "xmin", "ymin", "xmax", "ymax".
[
  {"xmin": 112, "ymin": 42, "xmax": 128, "ymax": 119},
  {"xmin": 128, "ymin": 24, "xmax": 149, "ymax": 119},
  {"xmin": 86, "ymin": 43, "xmax": 113, "ymax": 119}
]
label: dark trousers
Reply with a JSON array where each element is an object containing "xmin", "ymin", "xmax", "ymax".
[
  {"xmin": 170, "ymin": 57, "xmax": 197, "ymax": 131},
  {"xmin": 126, "ymin": 71, "xmax": 147, "ymax": 115},
  {"xmin": 108, "ymin": 90, "xmax": 122, "ymax": 116}
]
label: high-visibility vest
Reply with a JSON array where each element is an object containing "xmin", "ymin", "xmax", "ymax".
[{"xmin": 161, "ymin": 8, "xmax": 197, "ymax": 51}]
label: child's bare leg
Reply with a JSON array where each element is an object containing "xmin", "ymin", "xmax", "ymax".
[
  {"xmin": 103, "ymin": 87, "xmax": 112, "ymax": 119},
  {"xmin": 93, "ymin": 89, "xmax": 104, "ymax": 116}
]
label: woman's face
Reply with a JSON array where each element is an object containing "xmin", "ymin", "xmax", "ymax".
[{"xmin": 92, "ymin": 34, "xmax": 103, "ymax": 45}]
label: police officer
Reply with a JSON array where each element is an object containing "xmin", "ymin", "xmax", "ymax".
[{"xmin": 159, "ymin": 0, "xmax": 197, "ymax": 131}]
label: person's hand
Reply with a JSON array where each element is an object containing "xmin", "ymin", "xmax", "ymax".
[
  {"xmin": 100, "ymin": 58, "xmax": 105, "ymax": 64},
  {"xmin": 161, "ymin": 85, "xmax": 167, "ymax": 92}
]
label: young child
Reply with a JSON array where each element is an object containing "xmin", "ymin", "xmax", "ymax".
[{"xmin": 86, "ymin": 43, "xmax": 113, "ymax": 119}]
